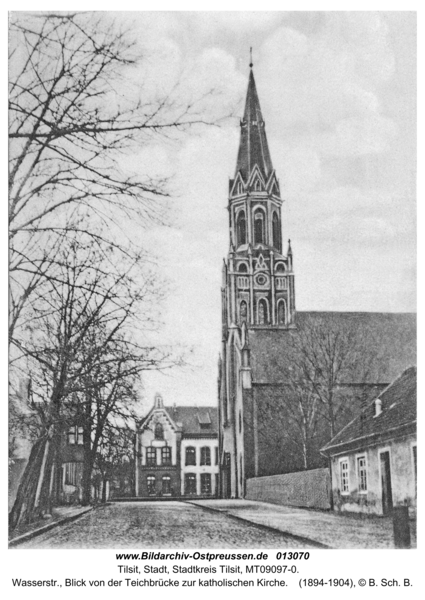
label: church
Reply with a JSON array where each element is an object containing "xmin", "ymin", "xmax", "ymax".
[{"xmin": 218, "ymin": 66, "xmax": 416, "ymax": 499}]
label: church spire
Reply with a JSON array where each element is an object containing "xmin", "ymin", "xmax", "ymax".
[{"xmin": 235, "ymin": 67, "xmax": 273, "ymax": 181}]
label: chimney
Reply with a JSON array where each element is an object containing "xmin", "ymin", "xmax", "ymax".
[{"xmin": 374, "ymin": 398, "xmax": 382, "ymax": 417}]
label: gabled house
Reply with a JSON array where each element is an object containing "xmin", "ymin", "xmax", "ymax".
[
  {"xmin": 321, "ymin": 367, "xmax": 417, "ymax": 516},
  {"xmin": 135, "ymin": 394, "xmax": 219, "ymax": 498}
]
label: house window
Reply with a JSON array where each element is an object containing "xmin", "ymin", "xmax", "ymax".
[
  {"xmin": 67, "ymin": 427, "xmax": 75, "ymax": 446},
  {"xmin": 185, "ymin": 473, "xmax": 197, "ymax": 495},
  {"xmin": 201, "ymin": 473, "xmax": 212, "ymax": 495},
  {"xmin": 340, "ymin": 460, "xmax": 349, "ymax": 494},
  {"xmin": 357, "ymin": 456, "xmax": 367, "ymax": 492},
  {"xmin": 185, "ymin": 446, "xmax": 196, "ymax": 466},
  {"xmin": 64, "ymin": 462, "xmax": 78, "ymax": 486},
  {"xmin": 147, "ymin": 475, "xmax": 156, "ymax": 496},
  {"xmin": 161, "ymin": 446, "xmax": 172, "ymax": 465},
  {"xmin": 200, "ymin": 447, "xmax": 211, "ymax": 466},
  {"xmin": 155, "ymin": 422, "xmax": 164, "ymax": 440},
  {"xmin": 67, "ymin": 426, "xmax": 84, "ymax": 446},
  {"xmin": 146, "ymin": 447, "xmax": 156, "ymax": 466},
  {"xmin": 162, "ymin": 476, "xmax": 171, "ymax": 495},
  {"xmin": 77, "ymin": 427, "xmax": 84, "ymax": 445}
]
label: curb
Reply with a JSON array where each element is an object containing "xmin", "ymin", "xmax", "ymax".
[
  {"xmin": 9, "ymin": 507, "xmax": 94, "ymax": 548},
  {"xmin": 184, "ymin": 501, "xmax": 330, "ymax": 549}
]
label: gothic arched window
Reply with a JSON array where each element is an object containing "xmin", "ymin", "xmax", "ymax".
[
  {"xmin": 240, "ymin": 300, "xmax": 247, "ymax": 323},
  {"xmin": 272, "ymin": 212, "xmax": 281, "ymax": 253},
  {"xmin": 237, "ymin": 211, "xmax": 246, "ymax": 247},
  {"xmin": 277, "ymin": 299, "xmax": 287, "ymax": 325},
  {"xmin": 238, "ymin": 262, "xmax": 248, "ymax": 273},
  {"xmin": 154, "ymin": 422, "xmax": 164, "ymax": 440},
  {"xmin": 254, "ymin": 209, "xmax": 265, "ymax": 245},
  {"xmin": 257, "ymin": 298, "xmax": 269, "ymax": 325}
]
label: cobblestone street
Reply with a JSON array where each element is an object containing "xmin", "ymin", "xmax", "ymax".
[{"xmin": 17, "ymin": 501, "xmax": 313, "ymax": 549}]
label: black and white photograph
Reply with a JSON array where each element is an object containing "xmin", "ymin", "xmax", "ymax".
[{"xmin": 8, "ymin": 6, "xmax": 418, "ymax": 569}]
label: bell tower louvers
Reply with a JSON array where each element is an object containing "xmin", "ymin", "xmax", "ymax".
[{"xmin": 224, "ymin": 67, "xmax": 295, "ymax": 330}]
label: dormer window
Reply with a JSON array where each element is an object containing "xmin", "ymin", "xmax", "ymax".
[
  {"xmin": 237, "ymin": 181, "xmax": 243, "ymax": 195},
  {"xmin": 254, "ymin": 178, "xmax": 262, "ymax": 191},
  {"xmin": 198, "ymin": 411, "xmax": 212, "ymax": 429}
]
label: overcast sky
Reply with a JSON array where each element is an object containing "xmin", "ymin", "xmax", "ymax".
[{"xmin": 82, "ymin": 12, "xmax": 418, "ymax": 409}]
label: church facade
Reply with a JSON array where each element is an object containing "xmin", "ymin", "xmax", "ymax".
[{"xmin": 218, "ymin": 67, "xmax": 416, "ymax": 499}]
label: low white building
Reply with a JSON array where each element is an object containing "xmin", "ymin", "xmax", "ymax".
[{"xmin": 322, "ymin": 367, "xmax": 417, "ymax": 516}]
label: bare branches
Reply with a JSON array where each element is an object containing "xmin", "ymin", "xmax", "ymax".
[{"xmin": 9, "ymin": 12, "xmax": 226, "ymax": 349}]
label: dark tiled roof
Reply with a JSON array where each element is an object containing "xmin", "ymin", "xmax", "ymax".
[
  {"xmin": 321, "ymin": 366, "xmax": 416, "ymax": 453},
  {"xmin": 163, "ymin": 406, "xmax": 218, "ymax": 436},
  {"xmin": 235, "ymin": 69, "xmax": 273, "ymax": 181},
  {"xmin": 249, "ymin": 312, "xmax": 416, "ymax": 385}
]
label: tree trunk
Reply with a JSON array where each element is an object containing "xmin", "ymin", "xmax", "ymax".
[
  {"xmin": 102, "ymin": 478, "xmax": 108, "ymax": 503},
  {"xmin": 81, "ymin": 451, "xmax": 95, "ymax": 506},
  {"xmin": 9, "ymin": 429, "xmax": 58, "ymax": 531}
]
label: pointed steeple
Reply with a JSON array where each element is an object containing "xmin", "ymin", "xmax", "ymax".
[{"xmin": 235, "ymin": 67, "xmax": 273, "ymax": 181}]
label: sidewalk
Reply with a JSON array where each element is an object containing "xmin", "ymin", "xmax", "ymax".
[
  {"xmin": 9, "ymin": 505, "xmax": 93, "ymax": 547},
  {"xmin": 189, "ymin": 499, "xmax": 417, "ymax": 549}
]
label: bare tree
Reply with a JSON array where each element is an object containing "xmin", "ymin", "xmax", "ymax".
[
  {"xmin": 9, "ymin": 237, "xmax": 177, "ymax": 529},
  {"xmin": 286, "ymin": 314, "xmax": 381, "ymax": 439},
  {"xmin": 255, "ymin": 314, "xmax": 384, "ymax": 475},
  {"xmin": 94, "ymin": 425, "xmax": 136, "ymax": 502},
  {"xmin": 9, "ymin": 11, "xmax": 224, "ymax": 529},
  {"xmin": 9, "ymin": 11, "xmax": 224, "ymax": 347}
]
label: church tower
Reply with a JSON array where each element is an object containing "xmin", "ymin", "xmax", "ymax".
[
  {"xmin": 219, "ymin": 63, "xmax": 296, "ymax": 499},
  {"xmin": 223, "ymin": 66, "xmax": 295, "ymax": 333}
]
